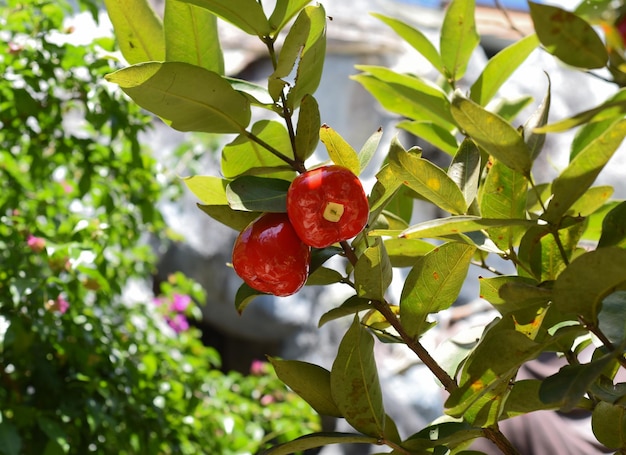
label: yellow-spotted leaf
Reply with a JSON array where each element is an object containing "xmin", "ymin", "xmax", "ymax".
[
  {"xmin": 319, "ymin": 124, "xmax": 360, "ymax": 175},
  {"xmin": 440, "ymin": 0, "xmax": 479, "ymax": 82}
]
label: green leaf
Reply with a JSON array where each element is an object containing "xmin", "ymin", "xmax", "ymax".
[
  {"xmin": 331, "ymin": 317, "xmax": 385, "ymax": 437},
  {"xmin": 281, "ymin": 5, "xmax": 327, "ymax": 110},
  {"xmin": 164, "ymin": 0, "xmax": 224, "ymax": 73},
  {"xmin": 359, "ymin": 127, "xmax": 383, "ymax": 174},
  {"xmin": 568, "ymin": 185, "xmax": 613, "ymax": 217},
  {"xmin": 183, "ymin": 0, "xmax": 271, "ymax": 36},
  {"xmin": 448, "ymin": 138, "xmax": 480, "ymax": 207},
  {"xmin": 182, "ymin": 175, "xmax": 230, "ymax": 204},
  {"xmin": 105, "ymin": 62, "xmax": 251, "ymax": 134},
  {"xmin": 0, "ymin": 421, "xmax": 22, "ymax": 455},
  {"xmin": 261, "ymin": 432, "xmax": 380, "ymax": 455},
  {"xmin": 294, "ymin": 95, "xmax": 320, "ymax": 162},
  {"xmin": 522, "ymin": 74, "xmax": 551, "ymax": 161},
  {"xmin": 368, "ymin": 160, "xmax": 403, "ymax": 214},
  {"xmin": 353, "ymin": 66, "xmax": 455, "ymax": 129},
  {"xmin": 518, "ymin": 222, "xmax": 585, "ymax": 282},
  {"xmin": 539, "ymin": 354, "xmax": 614, "ymax": 412},
  {"xmin": 552, "ymin": 247, "xmax": 626, "ymax": 322},
  {"xmin": 542, "ymin": 118, "xmax": 626, "ymax": 223},
  {"xmin": 597, "ymin": 291, "xmax": 626, "ymax": 346},
  {"xmin": 501, "ymin": 379, "xmax": 562, "ymax": 419},
  {"xmin": 104, "ymin": 0, "xmax": 164, "ymax": 64},
  {"xmin": 598, "ymin": 201, "xmax": 626, "ymax": 248},
  {"xmin": 354, "ymin": 238, "xmax": 393, "ymax": 301},
  {"xmin": 470, "ymin": 33, "xmax": 539, "ymax": 106},
  {"xmin": 384, "ymin": 238, "xmax": 435, "ymax": 268},
  {"xmin": 269, "ymin": 0, "xmax": 312, "ymax": 35},
  {"xmin": 404, "ymin": 421, "xmax": 483, "ymax": 451},
  {"xmin": 535, "ymin": 88, "xmax": 626, "ymax": 133},
  {"xmin": 389, "ymin": 140, "xmax": 467, "ymax": 215},
  {"xmin": 269, "ymin": 358, "xmax": 342, "ymax": 417},
  {"xmin": 372, "ymin": 13, "xmax": 442, "ymax": 73},
  {"xmin": 318, "ymin": 295, "xmax": 372, "ymax": 327},
  {"xmin": 397, "ymin": 120, "xmax": 459, "ymax": 156},
  {"xmin": 451, "ymin": 91, "xmax": 532, "ymax": 175},
  {"xmin": 221, "ymin": 120, "xmax": 294, "ymax": 179},
  {"xmin": 226, "ymin": 176, "xmax": 290, "ymax": 212},
  {"xmin": 400, "ymin": 242, "xmax": 475, "ymax": 339},
  {"xmin": 306, "ymin": 266, "xmax": 344, "ymax": 286},
  {"xmin": 397, "ymin": 216, "xmax": 536, "ymax": 241},
  {"xmin": 196, "ymin": 204, "xmax": 260, "ymax": 231},
  {"xmin": 592, "ymin": 401, "xmax": 626, "ymax": 449},
  {"xmin": 479, "ymin": 275, "xmax": 543, "ymax": 312},
  {"xmin": 235, "ymin": 282, "xmax": 265, "ymax": 314},
  {"xmin": 529, "ymin": 1, "xmax": 607, "ymax": 69},
  {"xmin": 440, "ymin": 0, "xmax": 479, "ymax": 82},
  {"xmin": 319, "ymin": 124, "xmax": 360, "ymax": 175},
  {"xmin": 479, "ymin": 158, "xmax": 528, "ymax": 250}
]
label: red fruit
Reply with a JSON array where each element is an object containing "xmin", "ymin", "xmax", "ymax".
[
  {"xmin": 287, "ymin": 165, "xmax": 369, "ymax": 248},
  {"xmin": 232, "ymin": 212, "xmax": 311, "ymax": 297}
]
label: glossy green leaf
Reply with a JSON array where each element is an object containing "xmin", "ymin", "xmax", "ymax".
[
  {"xmin": 389, "ymin": 141, "xmax": 467, "ymax": 215},
  {"xmin": 397, "ymin": 120, "xmax": 458, "ymax": 156},
  {"xmin": 359, "ymin": 127, "xmax": 383, "ymax": 174},
  {"xmin": 384, "ymin": 238, "xmax": 435, "ymax": 268},
  {"xmin": 183, "ymin": 0, "xmax": 271, "ymax": 36},
  {"xmin": 269, "ymin": 358, "xmax": 341, "ymax": 417},
  {"xmin": 280, "ymin": 5, "xmax": 326, "ymax": 109},
  {"xmin": 196, "ymin": 204, "xmax": 260, "ymax": 231},
  {"xmin": 353, "ymin": 66, "xmax": 455, "ymax": 129},
  {"xmin": 269, "ymin": 0, "xmax": 312, "ymax": 35},
  {"xmin": 104, "ymin": 0, "xmax": 164, "ymax": 64},
  {"xmin": 319, "ymin": 124, "xmax": 360, "ymax": 175},
  {"xmin": 451, "ymin": 91, "xmax": 532, "ymax": 175},
  {"xmin": 518, "ymin": 221, "xmax": 585, "ymax": 281},
  {"xmin": 398, "ymin": 216, "xmax": 536, "ymax": 241},
  {"xmin": 523, "ymin": 74, "xmax": 551, "ymax": 161},
  {"xmin": 598, "ymin": 201, "xmax": 626, "ymax": 248},
  {"xmin": 567, "ymin": 186, "xmax": 613, "ymax": 218},
  {"xmin": 440, "ymin": 0, "xmax": 479, "ymax": 82},
  {"xmin": 105, "ymin": 62, "xmax": 251, "ymax": 133},
  {"xmin": 235, "ymin": 282, "xmax": 265, "ymax": 314},
  {"xmin": 306, "ymin": 266, "xmax": 344, "ymax": 286},
  {"xmin": 164, "ymin": 0, "xmax": 224, "ymax": 73},
  {"xmin": 449, "ymin": 138, "xmax": 480, "ymax": 207},
  {"xmin": 226, "ymin": 176, "xmax": 290, "ymax": 212},
  {"xmin": 400, "ymin": 242, "xmax": 475, "ymax": 339},
  {"xmin": 529, "ymin": 1, "xmax": 607, "ymax": 69},
  {"xmin": 221, "ymin": 120, "xmax": 294, "ymax": 179},
  {"xmin": 592, "ymin": 401, "xmax": 626, "ymax": 449},
  {"xmin": 294, "ymin": 95, "xmax": 320, "ymax": 162},
  {"xmin": 261, "ymin": 432, "xmax": 379, "ymax": 455},
  {"xmin": 553, "ymin": 247, "xmax": 626, "ymax": 321},
  {"xmin": 539, "ymin": 354, "xmax": 614, "ymax": 412},
  {"xmin": 331, "ymin": 317, "xmax": 385, "ymax": 437},
  {"xmin": 492, "ymin": 95, "xmax": 535, "ymax": 122},
  {"xmin": 479, "ymin": 158, "xmax": 528, "ymax": 250},
  {"xmin": 479, "ymin": 275, "xmax": 543, "ymax": 313},
  {"xmin": 182, "ymin": 175, "xmax": 230, "ymax": 204},
  {"xmin": 372, "ymin": 13, "xmax": 442, "ymax": 72},
  {"xmin": 226, "ymin": 77, "xmax": 275, "ymax": 108},
  {"xmin": 501, "ymin": 379, "xmax": 561, "ymax": 419},
  {"xmin": 404, "ymin": 422, "xmax": 483, "ymax": 451},
  {"xmin": 470, "ymin": 33, "xmax": 539, "ymax": 106},
  {"xmin": 535, "ymin": 88, "xmax": 626, "ymax": 134},
  {"xmin": 318, "ymin": 296, "xmax": 372, "ymax": 328},
  {"xmin": 446, "ymin": 326, "xmax": 540, "ymax": 422},
  {"xmin": 0, "ymin": 421, "xmax": 21, "ymax": 455},
  {"xmin": 354, "ymin": 238, "xmax": 393, "ymax": 301},
  {"xmin": 597, "ymin": 291, "xmax": 626, "ymax": 346},
  {"xmin": 368, "ymin": 161, "xmax": 403, "ymax": 214},
  {"xmin": 542, "ymin": 118, "xmax": 626, "ymax": 223}
]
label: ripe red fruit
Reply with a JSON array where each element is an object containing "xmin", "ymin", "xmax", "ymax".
[
  {"xmin": 287, "ymin": 165, "xmax": 369, "ymax": 248},
  {"xmin": 232, "ymin": 212, "xmax": 311, "ymax": 297}
]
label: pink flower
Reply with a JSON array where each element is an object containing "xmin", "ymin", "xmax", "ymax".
[
  {"xmin": 46, "ymin": 296, "xmax": 69, "ymax": 314},
  {"xmin": 250, "ymin": 359, "xmax": 267, "ymax": 376},
  {"xmin": 166, "ymin": 314, "xmax": 189, "ymax": 334},
  {"xmin": 170, "ymin": 294, "xmax": 191, "ymax": 312},
  {"xmin": 27, "ymin": 235, "xmax": 46, "ymax": 253},
  {"xmin": 260, "ymin": 394, "xmax": 275, "ymax": 406}
]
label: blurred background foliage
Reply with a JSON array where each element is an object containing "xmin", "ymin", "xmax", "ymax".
[{"xmin": 0, "ymin": 0, "xmax": 319, "ymax": 453}]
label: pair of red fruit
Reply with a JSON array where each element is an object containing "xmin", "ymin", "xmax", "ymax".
[{"xmin": 232, "ymin": 165, "xmax": 369, "ymax": 296}]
